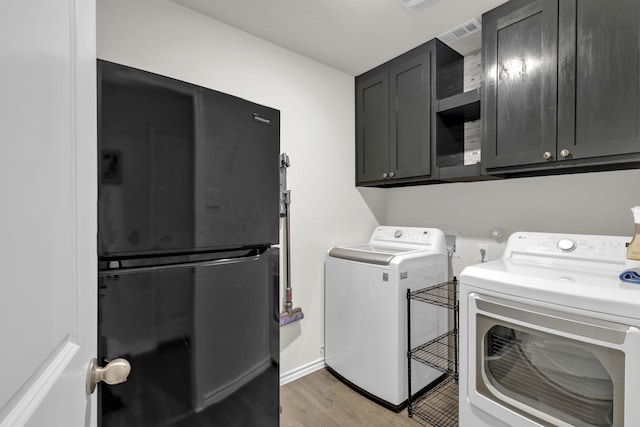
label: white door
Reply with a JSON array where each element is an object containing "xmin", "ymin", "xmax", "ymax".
[{"xmin": 0, "ymin": 0, "xmax": 98, "ymax": 426}]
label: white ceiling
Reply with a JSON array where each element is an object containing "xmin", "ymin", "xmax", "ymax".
[{"xmin": 172, "ymin": 0, "xmax": 508, "ymax": 75}]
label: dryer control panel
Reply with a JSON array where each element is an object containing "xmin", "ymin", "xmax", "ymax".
[{"xmin": 505, "ymin": 232, "xmax": 630, "ymax": 263}]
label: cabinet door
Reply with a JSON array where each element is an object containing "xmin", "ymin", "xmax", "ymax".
[
  {"xmin": 389, "ymin": 53, "xmax": 432, "ymax": 179},
  {"xmin": 482, "ymin": 0, "xmax": 558, "ymax": 170},
  {"xmin": 356, "ymin": 71, "xmax": 389, "ymax": 184},
  {"xmin": 558, "ymin": 0, "xmax": 640, "ymax": 160}
]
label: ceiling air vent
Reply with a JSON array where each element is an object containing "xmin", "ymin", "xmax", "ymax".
[
  {"xmin": 397, "ymin": 0, "xmax": 433, "ymax": 13},
  {"xmin": 438, "ymin": 18, "xmax": 482, "ymax": 43}
]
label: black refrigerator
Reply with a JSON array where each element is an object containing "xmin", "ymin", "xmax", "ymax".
[{"xmin": 96, "ymin": 60, "xmax": 280, "ymax": 427}]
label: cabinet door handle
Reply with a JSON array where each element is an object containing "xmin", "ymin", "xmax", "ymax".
[
  {"xmin": 560, "ymin": 148, "xmax": 571, "ymax": 158},
  {"xmin": 542, "ymin": 151, "xmax": 553, "ymax": 160},
  {"xmin": 388, "ymin": 172, "xmax": 395, "ymax": 178},
  {"xmin": 382, "ymin": 172, "xmax": 388, "ymax": 179}
]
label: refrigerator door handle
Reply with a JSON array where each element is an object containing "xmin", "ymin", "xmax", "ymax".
[
  {"xmin": 274, "ymin": 265, "xmax": 281, "ymax": 323},
  {"xmin": 99, "ymin": 250, "xmax": 266, "ymax": 276}
]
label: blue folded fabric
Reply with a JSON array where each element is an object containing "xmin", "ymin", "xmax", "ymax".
[{"xmin": 620, "ymin": 268, "xmax": 640, "ymax": 284}]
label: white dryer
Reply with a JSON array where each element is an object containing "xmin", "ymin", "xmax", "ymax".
[
  {"xmin": 325, "ymin": 226, "xmax": 448, "ymax": 410},
  {"xmin": 460, "ymin": 232, "xmax": 640, "ymax": 427}
]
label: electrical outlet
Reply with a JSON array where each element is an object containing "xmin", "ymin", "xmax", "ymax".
[{"xmin": 478, "ymin": 244, "xmax": 489, "ymax": 263}]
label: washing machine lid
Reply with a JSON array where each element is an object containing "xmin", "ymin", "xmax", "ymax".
[
  {"xmin": 327, "ymin": 226, "xmax": 447, "ymax": 266},
  {"xmin": 328, "ymin": 244, "xmax": 415, "ymax": 266}
]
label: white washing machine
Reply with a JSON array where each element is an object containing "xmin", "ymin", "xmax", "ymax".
[
  {"xmin": 325, "ymin": 226, "xmax": 448, "ymax": 410},
  {"xmin": 460, "ymin": 232, "xmax": 640, "ymax": 427}
]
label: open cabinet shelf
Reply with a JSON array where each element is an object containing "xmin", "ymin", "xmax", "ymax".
[
  {"xmin": 435, "ymin": 88, "xmax": 499, "ymax": 182},
  {"xmin": 437, "ymin": 88, "xmax": 480, "ymax": 117}
]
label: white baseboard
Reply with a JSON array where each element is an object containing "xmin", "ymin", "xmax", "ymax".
[{"xmin": 279, "ymin": 358, "xmax": 325, "ymax": 386}]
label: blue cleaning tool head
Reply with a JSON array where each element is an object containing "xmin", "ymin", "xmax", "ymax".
[{"xmin": 279, "ymin": 309, "xmax": 304, "ymax": 326}]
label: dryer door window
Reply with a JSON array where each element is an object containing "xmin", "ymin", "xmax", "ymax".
[
  {"xmin": 483, "ymin": 323, "xmax": 616, "ymax": 426},
  {"xmin": 472, "ymin": 296, "xmax": 627, "ymax": 427}
]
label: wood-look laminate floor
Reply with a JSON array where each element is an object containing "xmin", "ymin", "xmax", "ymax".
[{"xmin": 280, "ymin": 368, "xmax": 421, "ymax": 427}]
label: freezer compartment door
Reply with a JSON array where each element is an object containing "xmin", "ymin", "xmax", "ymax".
[
  {"xmin": 98, "ymin": 60, "xmax": 280, "ymax": 257},
  {"xmin": 98, "ymin": 247, "xmax": 279, "ymax": 426}
]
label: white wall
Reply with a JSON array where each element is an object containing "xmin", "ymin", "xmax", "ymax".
[
  {"xmin": 97, "ymin": 0, "xmax": 382, "ymax": 380},
  {"xmin": 97, "ymin": 0, "xmax": 640, "ymax": 384},
  {"xmin": 383, "ymin": 169, "xmax": 640, "ymax": 276}
]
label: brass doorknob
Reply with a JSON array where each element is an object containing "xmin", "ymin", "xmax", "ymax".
[{"xmin": 86, "ymin": 358, "xmax": 131, "ymax": 394}]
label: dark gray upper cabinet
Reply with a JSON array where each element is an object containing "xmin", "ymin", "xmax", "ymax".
[
  {"xmin": 356, "ymin": 40, "xmax": 462, "ymax": 186},
  {"xmin": 356, "ymin": 70, "xmax": 390, "ymax": 183},
  {"xmin": 482, "ymin": 0, "xmax": 558, "ymax": 171},
  {"xmin": 389, "ymin": 54, "xmax": 432, "ymax": 181},
  {"xmin": 483, "ymin": 0, "xmax": 640, "ymax": 175},
  {"xmin": 557, "ymin": 0, "xmax": 640, "ymax": 160}
]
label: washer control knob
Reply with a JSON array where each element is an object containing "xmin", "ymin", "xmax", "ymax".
[
  {"xmin": 394, "ymin": 230, "xmax": 403, "ymax": 238},
  {"xmin": 557, "ymin": 239, "xmax": 577, "ymax": 252}
]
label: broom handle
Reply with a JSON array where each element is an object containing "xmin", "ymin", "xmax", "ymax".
[
  {"xmin": 284, "ymin": 201, "xmax": 293, "ymax": 312},
  {"xmin": 279, "ymin": 153, "xmax": 293, "ymax": 314}
]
